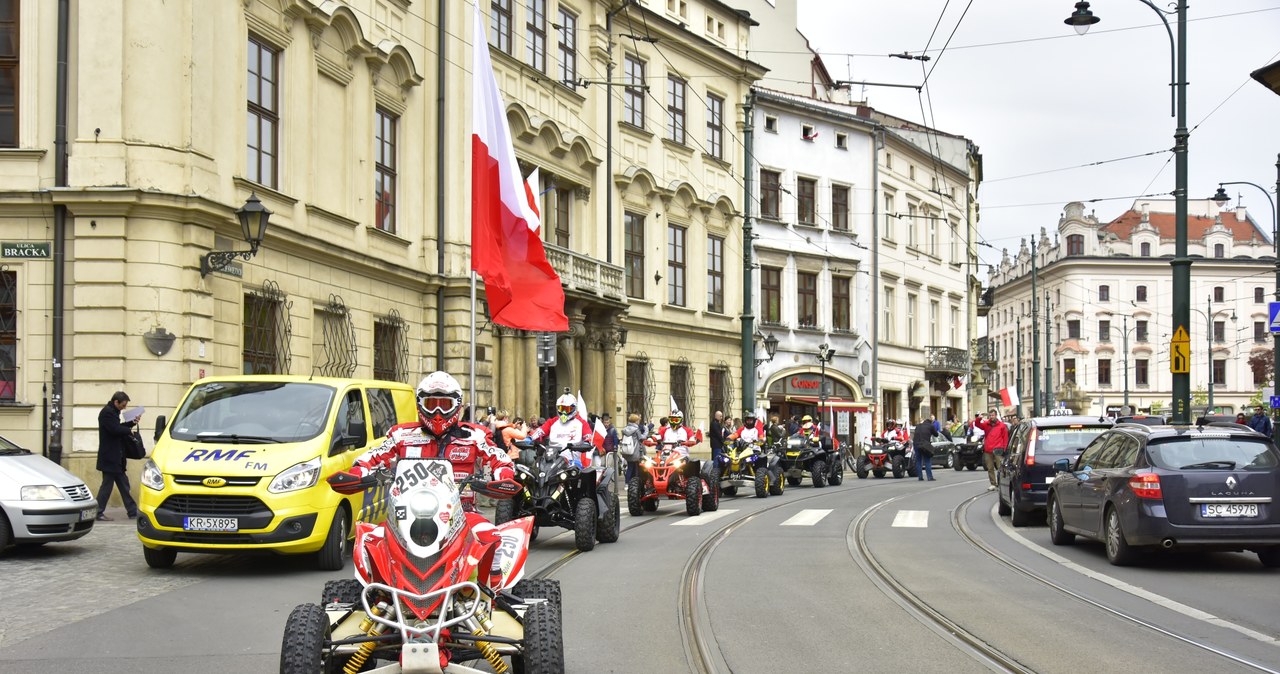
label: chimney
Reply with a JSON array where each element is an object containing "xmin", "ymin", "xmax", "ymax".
[
  {"xmin": 1140, "ymin": 202, "xmax": 1149, "ymax": 222},
  {"xmin": 1236, "ymin": 205, "xmax": 1248, "ymax": 223}
]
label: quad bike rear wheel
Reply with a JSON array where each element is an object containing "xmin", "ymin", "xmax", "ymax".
[
  {"xmin": 627, "ymin": 475, "xmax": 645, "ymax": 516},
  {"xmin": 754, "ymin": 470, "xmax": 769, "ymax": 498},
  {"xmin": 811, "ymin": 460, "xmax": 828, "ymax": 488},
  {"xmin": 596, "ymin": 488, "xmax": 621, "ymax": 543},
  {"xmin": 768, "ymin": 467, "xmax": 785, "ymax": 496},
  {"xmin": 321, "ymin": 579, "xmax": 363, "ymax": 605},
  {"xmin": 701, "ymin": 479, "xmax": 719, "ymax": 512},
  {"xmin": 855, "ymin": 456, "xmax": 869, "ymax": 479},
  {"xmin": 786, "ymin": 474, "xmax": 803, "ymax": 487},
  {"xmin": 829, "ymin": 459, "xmax": 844, "ymax": 486},
  {"xmin": 722, "ymin": 486, "xmax": 738, "ymax": 497},
  {"xmin": 891, "ymin": 456, "xmax": 905, "ymax": 479},
  {"xmin": 685, "ymin": 473, "xmax": 703, "ymax": 516},
  {"xmin": 573, "ymin": 498, "xmax": 597, "ymax": 552}
]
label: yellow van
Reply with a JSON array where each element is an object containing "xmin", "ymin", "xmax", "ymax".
[{"xmin": 136, "ymin": 376, "xmax": 416, "ymax": 569}]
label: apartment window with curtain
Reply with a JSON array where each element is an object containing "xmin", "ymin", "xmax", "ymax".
[
  {"xmin": 1136, "ymin": 359, "xmax": 1149, "ymax": 386},
  {"xmin": 1067, "ymin": 319, "xmax": 1080, "ymax": 339},
  {"xmin": 1098, "ymin": 358, "xmax": 1111, "ymax": 386},
  {"xmin": 929, "ymin": 299, "xmax": 939, "ymax": 344},
  {"xmin": 1256, "ymin": 321, "xmax": 1267, "ymax": 343},
  {"xmin": 1067, "ymin": 234, "xmax": 1084, "ymax": 255},
  {"xmin": 832, "ymin": 276, "xmax": 850, "ymax": 331},
  {"xmin": 491, "ymin": 0, "xmax": 513, "ymax": 54},
  {"xmin": 1213, "ymin": 359, "xmax": 1226, "ymax": 387},
  {"xmin": 883, "ymin": 287, "xmax": 896, "ymax": 341},
  {"xmin": 623, "ymin": 55, "xmax": 645, "ymax": 127},
  {"xmin": 884, "ymin": 194, "xmax": 896, "ymax": 240},
  {"xmin": 374, "ymin": 108, "xmax": 397, "ymax": 233},
  {"xmin": 761, "ymin": 267, "xmax": 781, "ymax": 324},
  {"xmin": 1136, "ymin": 320, "xmax": 1148, "ymax": 342},
  {"xmin": 705, "ymin": 94, "xmax": 723, "ymax": 159},
  {"xmin": 1099, "ymin": 285, "xmax": 1109, "ymax": 301},
  {"xmin": 545, "ymin": 184, "xmax": 570, "ymax": 248},
  {"xmin": 1256, "ymin": 287, "xmax": 1266, "ymax": 303},
  {"xmin": 557, "ymin": 8, "xmax": 576, "ymax": 84},
  {"xmin": 667, "ymin": 224, "xmax": 686, "ymax": 306},
  {"xmin": 707, "ymin": 235, "xmax": 724, "ymax": 313},
  {"xmin": 624, "ymin": 212, "xmax": 645, "ymax": 298},
  {"xmin": 950, "ymin": 305, "xmax": 959, "ymax": 347},
  {"xmin": 247, "ymin": 36, "xmax": 280, "ymax": 188},
  {"xmin": 1136, "ymin": 285, "xmax": 1148, "ymax": 302},
  {"xmin": 1063, "ymin": 358, "xmax": 1076, "ymax": 384},
  {"xmin": 797, "ymin": 177, "xmax": 816, "ymax": 224},
  {"xmin": 1213, "ymin": 286, "xmax": 1224, "ymax": 302},
  {"xmin": 831, "ymin": 185, "xmax": 849, "ymax": 231},
  {"xmin": 906, "ymin": 293, "xmax": 917, "ymax": 347},
  {"xmin": 0, "ymin": 1, "xmax": 16, "ymax": 148},
  {"xmin": 1099, "ymin": 319, "xmax": 1111, "ymax": 342},
  {"xmin": 666, "ymin": 75, "xmax": 686, "ymax": 144},
  {"xmin": 1214, "ymin": 320, "xmax": 1225, "ymax": 342},
  {"xmin": 949, "ymin": 221, "xmax": 959, "ymax": 263},
  {"xmin": 760, "ymin": 170, "xmax": 780, "ymax": 219},
  {"xmin": 928, "ymin": 216, "xmax": 937, "ymax": 256},
  {"xmin": 906, "ymin": 203, "xmax": 917, "ymax": 248},
  {"xmin": 797, "ymin": 272, "xmax": 817, "ymax": 328},
  {"xmin": 526, "ymin": 0, "xmax": 546, "ymax": 71}
]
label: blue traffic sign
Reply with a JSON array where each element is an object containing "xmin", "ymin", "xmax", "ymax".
[
  {"xmin": 1270, "ymin": 302, "xmax": 1280, "ymax": 333},
  {"xmin": 1271, "ymin": 396, "xmax": 1280, "ymax": 409}
]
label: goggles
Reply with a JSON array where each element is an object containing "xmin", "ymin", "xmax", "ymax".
[
  {"xmin": 557, "ymin": 405, "xmax": 576, "ymax": 416},
  {"xmin": 419, "ymin": 394, "xmax": 459, "ymax": 415}
]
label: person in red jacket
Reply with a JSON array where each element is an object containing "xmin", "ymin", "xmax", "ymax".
[{"xmin": 974, "ymin": 409, "xmax": 1010, "ymax": 491}]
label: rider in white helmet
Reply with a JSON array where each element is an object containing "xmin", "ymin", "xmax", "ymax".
[
  {"xmin": 529, "ymin": 388, "xmax": 594, "ymax": 467},
  {"xmin": 652, "ymin": 407, "xmax": 697, "ymax": 457}
]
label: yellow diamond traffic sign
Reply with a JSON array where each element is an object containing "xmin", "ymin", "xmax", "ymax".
[{"xmin": 1170, "ymin": 326, "xmax": 1190, "ymax": 374}]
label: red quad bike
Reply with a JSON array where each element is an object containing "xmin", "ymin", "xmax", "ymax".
[
  {"xmin": 627, "ymin": 440, "xmax": 719, "ymax": 516},
  {"xmin": 279, "ymin": 458, "xmax": 564, "ymax": 674},
  {"xmin": 857, "ymin": 437, "xmax": 909, "ymax": 479}
]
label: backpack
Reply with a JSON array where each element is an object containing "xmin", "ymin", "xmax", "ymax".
[{"xmin": 619, "ymin": 427, "xmax": 641, "ymax": 461}]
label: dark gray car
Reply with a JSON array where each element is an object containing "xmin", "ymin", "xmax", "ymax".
[
  {"xmin": 1046, "ymin": 423, "xmax": 1280, "ymax": 567},
  {"xmin": 0, "ymin": 434, "xmax": 97, "ymax": 552}
]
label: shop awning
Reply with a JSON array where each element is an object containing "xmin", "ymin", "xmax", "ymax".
[{"xmin": 785, "ymin": 395, "xmax": 870, "ymax": 411}]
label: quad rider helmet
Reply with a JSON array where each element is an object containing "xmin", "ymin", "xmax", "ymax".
[
  {"xmin": 416, "ymin": 371, "xmax": 464, "ymax": 437},
  {"xmin": 555, "ymin": 391, "xmax": 577, "ymax": 423},
  {"xmin": 669, "ymin": 409, "xmax": 684, "ymax": 428}
]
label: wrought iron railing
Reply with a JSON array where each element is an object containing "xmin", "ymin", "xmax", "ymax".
[
  {"xmin": 544, "ymin": 244, "xmax": 625, "ymax": 300},
  {"xmin": 972, "ymin": 337, "xmax": 994, "ymax": 363},
  {"xmin": 924, "ymin": 346, "xmax": 969, "ymax": 374}
]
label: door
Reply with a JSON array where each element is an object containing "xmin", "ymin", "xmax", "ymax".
[
  {"xmin": 999, "ymin": 423, "xmax": 1027, "ymax": 492},
  {"xmin": 1058, "ymin": 434, "xmax": 1109, "ymax": 528},
  {"xmin": 1078, "ymin": 435, "xmax": 1127, "ymax": 534}
]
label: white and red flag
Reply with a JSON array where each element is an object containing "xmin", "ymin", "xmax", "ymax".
[
  {"xmin": 470, "ymin": 6, "xmax": 567, "ymax": 331},
  {"xmin": 999, "ymin": 386, "xmax": 1019, "ymax": 408}
]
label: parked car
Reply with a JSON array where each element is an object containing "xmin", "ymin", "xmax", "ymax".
[
  {"xmin": 998, "ymin": 415, "xmax": 1114, "ymax": 527},
  {"xmin": 1115, "ymin": 414, "xmax": 1168, "ymax": 427},
  {"xmin": 0, "ymin": 434, "xmax": 98, "ymax": 553},
  {"xmin": 1047, "ymin": 423, "xmax": 1280, "ymax": 567}
]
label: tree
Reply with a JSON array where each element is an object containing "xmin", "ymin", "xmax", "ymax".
[{"xmin": 1248, "ymin": 351, "xmax": 1273, "ymax": 389}]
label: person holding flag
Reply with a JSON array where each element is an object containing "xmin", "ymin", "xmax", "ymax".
[{"xmin": 529, "ymin": 388, "xmax": 595, "ymax": 468}]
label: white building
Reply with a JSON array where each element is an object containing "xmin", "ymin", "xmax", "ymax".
[{"xmin": 987, "ymin": 199, "xmax": 1274, "ymax": 418}]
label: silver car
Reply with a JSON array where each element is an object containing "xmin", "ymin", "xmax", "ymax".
[{"xmin": 0, "ymin": 434, "xmax": 97, "ymax": 552}]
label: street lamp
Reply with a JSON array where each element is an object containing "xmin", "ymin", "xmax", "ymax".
[
  {"xmin": 1066, "ymin": 0, "xmax": 1191, "ymax": 424},
  {"xmin": 1215, "ymin": 174, "xmax": 1279, "ymax": 433},
  {"xmin": 818, "ymin": 342, "xmax": 837, "ymax": 433},
  {"xmin": 201, "ymin": 193, "xmax": 272, "ymax": 277},
  {"xmin": 754, "ymin": 332, "xmax": 779, "ymax": 367}
]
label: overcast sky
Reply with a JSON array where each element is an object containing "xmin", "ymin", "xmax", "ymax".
[{"xmin": 796, "ymin": 0, "xmax": 1280, "ymax": 274}]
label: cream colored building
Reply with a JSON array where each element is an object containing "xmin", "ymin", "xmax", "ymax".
[{"xmin": 0, "ymin": 0, "xmax": 765, "ymax": 494}]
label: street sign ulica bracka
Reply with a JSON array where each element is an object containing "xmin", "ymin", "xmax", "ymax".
[{"xmin": 1, "ymin": 241, "xmax": 50, "ymax": 258}]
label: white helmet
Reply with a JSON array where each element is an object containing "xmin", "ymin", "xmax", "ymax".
[
  {"xmin": 417, "ymin": 371, "xmax": 463, "ymax": 436},
  {"xmin": 555, "ymin": 392, "xmax": 577, "ymax": 422}
]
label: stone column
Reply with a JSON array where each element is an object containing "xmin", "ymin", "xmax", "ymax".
[
  {"xmin": 522, "ymin": 331, "xmax": 539, "ymax": 420},
  {"xmin": 495, "ymin": 326, "xmax": 516, "ymax": 412},
  {"xmin": 600, "ymin": 328, "xmax": 619, "ymax": 416},
  {"xmin": 581, "ymin": 327, "xmax": 606, "ymax": 411}
]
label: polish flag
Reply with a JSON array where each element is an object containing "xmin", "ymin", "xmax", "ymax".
[
  {"xmin": 470, "ymin": 6, "xmax": 567, "ymax": 332},
  {"xmin": 952, "ymin": 376, "xmax": 963, "ymax": 390},
  {"xmin": 577, "ymin": 391, "xmax": 603, "ymax": 452},
  {"xmin": 1000, "ymin": 386, "xmax": 1019, "ymax": 408}
]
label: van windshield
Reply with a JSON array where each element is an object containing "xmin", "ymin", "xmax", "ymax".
[
  {"xmin": 1147, "ymin": 437, "xmax": 1279, "ymax": 471},
  {"xmin": 169, "ymin": 382, "xmax": 336, "ymax": 443}
]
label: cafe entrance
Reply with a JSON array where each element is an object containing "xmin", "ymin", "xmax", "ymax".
[{"xmin": 764, "ymin": 369, "xmax": 870, "ymax": 450}]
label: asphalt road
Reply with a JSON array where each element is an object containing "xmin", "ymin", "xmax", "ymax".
[{"xmin": 1, "ymin": 467, "xmax": 1277, "ymax": 673}]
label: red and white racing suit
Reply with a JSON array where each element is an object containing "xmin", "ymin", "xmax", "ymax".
[
  {"xmin": 653, "ymin": 425, "xmax": 696, "ymax": 458},
  {"xmin": 530, "ymin": 416, "xmax": 594, "ymax": 467},
  {"xmin": 349, "ymin": 421, "xmax": 514, "ymax": 511},
  {"xmin": 733, "ymin": 421, "xmax": 765, "ymax": 444}
]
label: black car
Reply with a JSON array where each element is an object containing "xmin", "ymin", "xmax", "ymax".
[
  {"xmin": 998, "ymin": 415, "xmax": 1114, "ymax": 527},
  {"xmin": 1115, "ymin": 414, "xmax": 1168, "ymax": 427},
  {"xmin": 1047, "ymin": 423, "xmax": 1280, "ymax": 567}
]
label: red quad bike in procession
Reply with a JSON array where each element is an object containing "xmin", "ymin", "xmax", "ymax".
[
  {"xmin": 279, "ymin": 458, "xmax": 564, "ymax": 674},
  {"xmin": 628, "ymin": 440, "xmax": 719, "ymax": 516},
  {"xmin": 857, "ymin": 437, "xmax": 910, "ymax": 479}
]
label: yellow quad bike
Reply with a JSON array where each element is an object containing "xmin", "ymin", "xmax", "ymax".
[{"xmin": 714, "ymin": 438, "xmax": 775, "ymax": 498}]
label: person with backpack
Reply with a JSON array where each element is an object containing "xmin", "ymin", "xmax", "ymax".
[{"xmin": 619, "ymin": 413, "xmax": 645, "ymax": 482}]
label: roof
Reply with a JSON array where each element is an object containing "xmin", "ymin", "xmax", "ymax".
[
  {"xmin": 1021, "ymin": 415, "xmax": 1114, "ymax": 428},
  {"xmin": 1102, "ymin": 209, "xmax": 1263, "ymax": 243}
]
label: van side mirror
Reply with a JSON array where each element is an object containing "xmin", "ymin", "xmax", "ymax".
[
  {"xmin": 154, "ymin": 415, "xmax": 167, "ymax": 442},
  {"xmin": 1054, "ymin": 458, "xmax": 1072, "ymax": 472}
]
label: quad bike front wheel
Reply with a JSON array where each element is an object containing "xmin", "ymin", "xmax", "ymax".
[
  {"xmin": 829, "ymin": 459, "xmax": 844, "ymax": 486},
  {"xmin": 596, "ymin": 488, "xmax": 621, "ymax": 544},
  {"xmin": 321, "ymin": 579, "xmax": 363, "ymax": 605},
  {"xmin": 855, "ymin": 455, "xmax": 869, "ymax": 479},
  {"xmin": 627, "ymin": 475, "xmax": 645, "ymax": 516},
  {"xmin": 279, "ymin": 603, "xmax": 340, "ymax": 674},
  {"xmin": 701, "ymin": 479, "xmax": 719, "ymax": 512},
  {"xmin": 573, "ymin": 498, "xmax": 597, "ymax": 552},
  {"xmin": 494, "ymin": 496, "xmax": 517, "ymax": 525},
  {"xmin": 514, "ymin": 596, "xmax": 566, "ymax": 674},
  {"xmin": 722, "ymin": 485, "xmax": 738, "ymax": 497},
  {"xmin": 811, "ymin": 460, "xmax": 828, "ymax": 488},
  {"xmin": 685, "ymin": 473, "xmax": 703, "ymax": 516},
  {"xmin": 768, "ymin": 467, "xmax": 785, "ymax": 496},
  {"xmin": 891, "ymin": 456, "xmax": 905, "ymax": 479},
  {"xmin": 754, "ymin": 470, "xmax": 769, "ymax": 498}
]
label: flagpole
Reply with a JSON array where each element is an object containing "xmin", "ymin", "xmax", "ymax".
[{"xmin": 470, "ymin": 271, "xmax": 478, "ymax": 420}]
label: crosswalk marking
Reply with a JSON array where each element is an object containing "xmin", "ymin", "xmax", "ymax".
[
  {"xmin": 891, "ymin": 510, "xmax": 929, "ymax": 528},
  {"xmin": 780, "ymin": 509, "xmax": 833, "ymax": 526},
  {"xmin": 670, "ymin": 509, "xmax": 740, "ymax": 526}
]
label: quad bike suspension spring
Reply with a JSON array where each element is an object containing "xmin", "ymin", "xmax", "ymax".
[
  {"xmin": 344, "ymin": 602, "xmax": 388, "ymax": 674},
  {"xmin": 471, "ymin": 614, "xmax": 508, "ymax": 674}
]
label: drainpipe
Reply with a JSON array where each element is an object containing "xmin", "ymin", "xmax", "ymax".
[
  {"xmin": 48, "ymin": 0, "xmax": 69, "ymax": 465},
  {"xmin": 740, "ymin": 91, "xmax": 755, "ymax": 411},
  {"xmin": 434, "ymin": 0, "xmax": 447, "ymax": 371},
  {"xmin": 870, "ymin": 127, "xmax": 883, "ymax": 430}
]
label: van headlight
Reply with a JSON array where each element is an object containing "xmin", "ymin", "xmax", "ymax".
[
  {"xmin": 20, "ymin": 485, "xmax": 63, "ymax": 501},
  {"xmin": 141, "ymin": 459, "xmax": 165, "ymax": 491},
  {"xmin": 269, "ymin": 458, "xmax": 322, "ymax": 493}
]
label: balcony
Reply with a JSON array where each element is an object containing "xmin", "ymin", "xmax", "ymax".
[
  {"xmin": 976, "ymin": 286, "xmax": 993, "ymax": 318},
  {"xmin": 972, "ymin": 337, "xmax": 994, "ymax": 364},
  {"xmin": 545, "ymin": 243, "xmax": 624, "ymax": 301},
  {"xmin": 924, "ymin": 346, "xmax": 969, "ymax": 376}
]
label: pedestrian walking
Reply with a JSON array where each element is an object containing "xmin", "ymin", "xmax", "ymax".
[
  {"xmin": 1248, "ymin": 406, "xmax": 1273, "ymax": 436},
  {"xmin": 602, "ymin": 413, "xmax": 619, "ymax": 453},
  {"xmin": 974, "ymin": 409, "xmax": 1010, "ymax": 491},
  {"xmin": 913, "ymin": 411, "xmax": 936, "ymax": 481},
  {"xmin": 709, "ymin": 411, "xmax": 727, "ymax": 463},
  {"xmin": 96, "ymin": 391, "xmax": 140, "ymax": 520},
  {"xmin": 621, "ymin": 414, "xmax": 645, "ymax": 482}
]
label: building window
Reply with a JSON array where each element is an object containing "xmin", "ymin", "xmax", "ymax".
[
  {"xmin": 1067, "ymin": 319, "xmax": 1080, "ymax": 339},
  {"xmin": 797, "ymin": 177, "xmax": 816, "ymax": 225},
  {"xmin": 1213, "ymin": 320, "xmax": 1225, "ymax": 343},
  {"xmin": 884, "ymin": 286, "xmax": 896, "ymax": 342},
  {"xmin": 705, "ymin": 94, "xmax": 724, "ymax": 160},
  {"xmin": 831, "ymin": 185, "xmax": 849, "ymax": 231},
  {"xmin": 835, "ymin": 133, "xmax": 847, "ymax": 149},
  {"xmin": 906, "ymin": 293, "xmax": 917, "ymax": 347},
  {"xmin": 1212, "ymin": 359, "xmax": 1226, "ymax": 387},
  {"xmin": 1256, "ymin": 287, "xmax": 1266, "ymax": 303},
  {"xmin": 247, "ymin": 36, "xmax": 280, "ymax": 188},
  {"xmin": 906, "ymin": 203, "xmax": 918, "ymax": 248},
  {"xmin": 491, "ymin": 0, "xmax": 513, "ymax": 53},
  {"xmin": 764, "ymin": 115, "xmax": 777, "ymax": 133},
  {"xmin": 928, "ymin": 216, "xmax": 938, "ymax": 256},
  {"xmin": 708, "ymin": 367, "xmax": 731, "ymax": 420},
  {"xmin": 623, "ymin": 55, "xmax": 645, "ymax": 128},
  {"xmin": 375, "ymin": 109, "xmax": 397, "ymax": 233},
  {"xmin": 884, "ymin": 194, "xmax": 895, "ymax": 240},
  {"xmin": 707, "ymin": 235, "xmax": 724, "ymax": 313},
  {"xmin": 667, "ymin": 224, "xmax": 686, "ymax": 306},
  {"xmin": 797, "ymin": 272, "xmax": 817, "ymax": 328},
  {"xmin": 1140, "ymin": 241, "xmax": 1151, "ymax": 256},
  {"xmin": 761, "ymin": 267, "xmax": 782, "ymax": 324},
  {"xmin": 1136, "ymin": 358, "xmax": 1149, "ymax": 386},
  {"xmin": 243, "ymin": 282, "xmax": 291, "ymax": 375},
  {"xmin": 1063, "ymin": 358, "xmax": 1077, "ymax": 384},
  {"xmin": 373, "ymin": 313, "xmax": 409, "ymax": 382},
  {"xmin": 0, "ymin": 1, "xmax": 17, "ymax": 148},
  {"xmin": 909, "ymin": 165, "xmax": 916, "ymax": 181},
  {"xmin": 1256, "ymin": 321, "xmax": 1267, "ymax": 343},
  {"xmin": 1214, "ymin": 243, "xmax": 1225, "ymax": 258},
  {"xmin": 1098, "ymin": 285, "xmax": 1110, "ymax": 302},
  {"xmin": 526, "ymin": 0, "xmax": 546, "ymax": 71},
  {"xmin": 626, "ymin": 359, "xmax": 652, "ymax": 420},
  {"xmin": 1067, "ymin": 234, "xmax": 1084, "ymax": 256},
  {"xmin": 1213, "ymin": 286, "xmax": 1224, "ymax": 303},
  {"xmin": 833, "ymin": 276, "xmax": 850, "ymax": 331},
  {"xmin": 556, "ymin": 8, "xmax": 576, "ymax": 84},
  {"xmin": 950, "ymin": 305, "xmax": 960, "ymax": 347},
  {"xmin": 624, "ymin": 212, "xmax": 645, "ymax": 298},
  {"xmin": 1099, "ymin": 319, "xmax": 1111, "ymax": 342},
  {"xmin": 760, "ymin": 170, "xmax": 780, "ymax": 219},
  {"xmin": 801, "ymin": 123, "xmax": 815, "ymax": 140},
  {"xmin": 667, "ymin": 0, "xmax": 688, "ymax": 19},
  {"xmin": 1136, "ymin": 320, "xmax": 1148, "ymax": 342},
  {"xmin": 950, "ymin": 221, "xmax": 960, "ymax": 264},
  {"xmin": 666, "ymin": 75, "xmax": 686, "ymax": 144},
  {"xmin": 671, "ymin": 361, "xmax": 692, "ymax": 419},
  {"xmin": 1098, "ymin": 358, "xmax": 1111, "ymax": 386},
  {"xmin": 548, "ymin": 185, "xmax": 570, "ymax": 247},
  {"xmin": 1136, "ymin": 285, "xmax": 1148, "ymax": 302},
  {"xmin": 0, "ymin": 270, "xmax": 15, "ymax": 401}
]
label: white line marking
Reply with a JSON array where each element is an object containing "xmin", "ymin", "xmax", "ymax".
[
  {"xmin": 991, "ymin": 503, "xmax": 1280, "ymax": 648},
  {"xmin": 781, "ymin": 509, "xmax": 833, "ymax": 526},
  {"xmin": 892, "ymin": 510, "xmax": 929, "ymax": 528},
  {"xmin": 671, "ymin": 509, "xmax": 740, "ymax": 526}
]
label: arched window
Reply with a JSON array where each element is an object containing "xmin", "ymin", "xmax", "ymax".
[
  {"xmin": 1067, "ymin": 234, "xmax": 1084, "ymax": 256},
  {"xmin": 1140, "ymin": 241, "xmax": 1151, "ymax": 256},
  {"xmin": 1214, "ymin": 243, "xmax": 1225, "ymax": 258}
]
